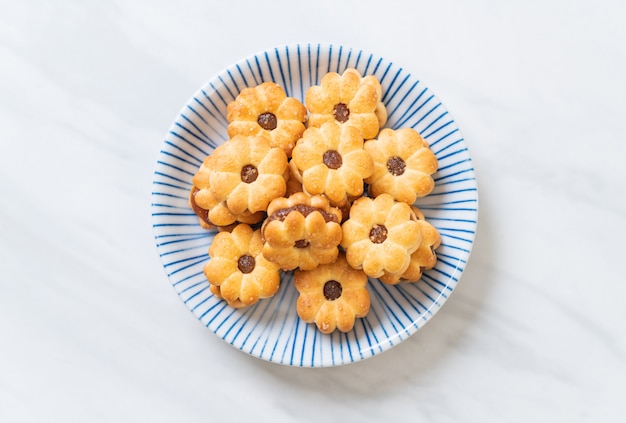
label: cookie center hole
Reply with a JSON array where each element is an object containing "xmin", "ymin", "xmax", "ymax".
[
  {"xmin": 294, "ymin": 239, "xmax": 310, "ymax": 248},
  {"xmin": 237, "ymin": 255, "xmax": 256, "ymax": 274},
  {"xmin": 333, "ymin": 103, "xmax": 350, "ymax": 123},
  {"xmin": 387, "ymin": 156, "xmax": 406, "ymax": 176},
  {"xmin": 369, "ymin": 224, "xmax": 388, "ymax": 244},
  {"xmin": 323, "ymin": 150, "xmax": 343, "ymax": 169},
  {"xmin": 240, "ymin": 164, "xmax": 258, "ymax": 183},
  {"xmin": 257, "ymin": 112, "xmax": 277, "ymax": 130},
  {"xmin": 323, "ymin": 280, "xmax": 342, "ymax": 301}
]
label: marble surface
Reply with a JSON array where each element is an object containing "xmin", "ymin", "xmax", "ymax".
[{"xmin": 1, "ymin": 1, "xmax": 625, "ymax": 421}]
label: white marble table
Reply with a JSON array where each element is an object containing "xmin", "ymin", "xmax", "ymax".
[{"xmin": 2, "ymin": 1, "xmax": 625, "ymax": 421}]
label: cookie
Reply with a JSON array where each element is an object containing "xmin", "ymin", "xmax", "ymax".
[
  {"xmin": 209, "ymin": 134, "xmax": 288, "ymax": 215},
  {"xmin": 204, "ymin": 223, "xmax": 281, "ymax": 307},
  {"xmin": 379, "ymin": 206, "xmax": 441, "ymax": 284},
  {"xmin": 364, "ymin": 128, "xmax": 438, "ymax": 204},
  {"xmin": 261, "ymin": 192, "xmax": 342, "ymax": 271},
  {"xmin": 190, "ymin": 154, "xmax": 265, "ymax": 228},
  {"xmin": 305, "ymin": 68, "xmax": 387, "ymax": 140},
  {"xmin": 340, "ymin": 193, "xmax": 422, "ymax": 278},
  {"xmin": 227, "ymin": 81, "xmax": 307, "ymax": 157},
  {"xmin": 294, "ymin": 253, "xmax": 370, "ymax": 334},
  {"xmin": 291, "ymin": 121, "xmax": 373, "ymax": 206}
]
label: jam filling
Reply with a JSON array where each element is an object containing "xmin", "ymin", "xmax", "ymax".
[
  {"xmin": 257, "ymin": 112, "xmax": 277, "ymax": 130},
  {"xmin": 294, "ymin": 239, "xmax": 310, "ymax": 248},
  {"xmin": 323, "ymin": 280, "xmax": 342, "ymax": 301},
  {"xmin": 240, "ymin": 164, "xmax": 259, "ymax": 183},
  {"xmin": 266, "ymin": 204, "xmax": 339, "ymax": 224},
  {"xmin": 369, "ymin": 224, "xmax": 388, "ymax": 244},
  {"xmin": 387, "ymin": 156, "xmax": 406, "ymax": 176},
  {"xmin": 190, "ymin": 187, "xmax": 210, "ymax": 225},
  {"xmin": 237, "ymin": 255, "xmax": 256, "ymax": 274},
  {"xmin": 333, "ymin": 103, "xmax": 350, "ymax": 123},
  {"xmin": 323, "ymin": 150, "xmax": 342, "ymax": 169}
]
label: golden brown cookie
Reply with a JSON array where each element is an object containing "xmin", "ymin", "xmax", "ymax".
[
  {"xmin": 305, "ymin": 68, "xmax": 387, "ymax": 140},
  {"xmin": 294, "ymin": 253, "xmax": 370, "ymax": 334},
  {"xmin": 341, "ymin": 193, "xmax": 421, "ymax": 278},
  {"xmin": 209, "ymin": 135, "xmax": 288, "ymax": 215},
  {"xmin": 227, "ymin": 81, "xmax": 307, "ymax": 157},
  {"xmin": 190, "ymin": 154, "xmax": 265, "ymax": 228},
  {"xmin": 291, "ymin": 121, "xmax": 373, "ymax": 206},
  {"xmin": 261, "ymin": 192, "xmax": 342, "ymax": 271},
  {"xmin": 364, "ymin": 128, "xmax": 438, "ymax": 204},
  {"xmin": 379, "ymin": 206, "xmax": 441, "ymax": 284},
  {"xmin": 204, "ymin": 223, "xmax": 281, "ymax": 307}
]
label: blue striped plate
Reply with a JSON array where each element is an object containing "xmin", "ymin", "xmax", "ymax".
[{"xmin": 151, "ymin": 43, "xmax": 478, "ymax": 367}]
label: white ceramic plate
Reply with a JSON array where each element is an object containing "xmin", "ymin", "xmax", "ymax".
[{"xmin": 151, "ymin": 43, "xmax": 478, "ymax": 367}]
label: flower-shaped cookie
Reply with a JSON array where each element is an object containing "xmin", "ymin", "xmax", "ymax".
[
  {"xmin": 305, "ymin": 68, "xmax": 387, "ymax": 140},
  {"xmin": 261, "ymin": 192, "xmax": 342, "ymax": 271},
  {"xmin": 209, "ymin": 135, "xmax": 288, "ymax": 215},
  {"xmin": 227, "ymin": 82, "xmax": 307, "ymax": 157},
  {"xmin": 364, "ymin": 128, "xmax": 438, "ymax": 204},
  {"xmin": 190, "ymin": 154, "xmax": 265, "ymax": 228},
  {"xmin": 294, "ymin": 253, "xmax": 370, "ymax": 334},
  {"xmin": 291, "ymin": 121, "xmax": 373, "ymax": 206},
  {"xmin": 204, "ymin": 223, "xmax": 281, "ymax": 307},
  {"xmin": 379, "ymin": 206, "xmax": 442, "ymax": 284},
  {"xmin": 341, "ymin": 193, "xmax": 421, "ymax": 278}
]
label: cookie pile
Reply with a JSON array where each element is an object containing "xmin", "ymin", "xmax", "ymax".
[{"xmin": 189, "ymin": 69, "xmax": 441, "ymax": 334}]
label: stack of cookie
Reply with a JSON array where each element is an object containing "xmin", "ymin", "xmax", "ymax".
[{"xmin": 190, "ymin": 69, "xmax": 441, "ymax": 334}]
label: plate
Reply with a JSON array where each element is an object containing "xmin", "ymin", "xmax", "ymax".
[{"xmin": 151, "ymin": 43, "xmax": 478, "ymax": 367}]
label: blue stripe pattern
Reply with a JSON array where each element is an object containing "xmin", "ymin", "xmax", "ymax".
[{"xmin": 151, "ymin": 43, "xmax": 478, "ymax": 367}]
